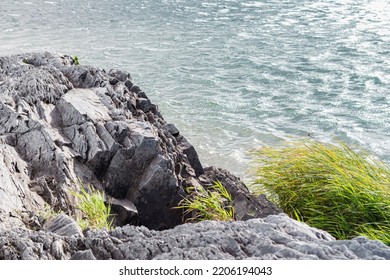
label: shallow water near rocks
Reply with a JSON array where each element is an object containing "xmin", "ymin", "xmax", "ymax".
[{"xmin": 1, "ymin": 0, "xmax": 389, "ymax": 179}]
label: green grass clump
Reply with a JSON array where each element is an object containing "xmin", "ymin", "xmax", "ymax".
[
  {"xmin": 250, "ymin": 140, "xmax": 390, "ymax": 245},
  {"xmin": 70, "ymin": 180, "xmax": 113, "ymax": 230},
  {"xmin": 73, "ymin": 56, "xmax": 79, "ymax": 65},
  {"xmin": 176, "ymin": 181, "xmax": 235, "ymax": 222},
  {"xmin": 38, "ymin": 203, "xmax": 60, "ymax": 221}
]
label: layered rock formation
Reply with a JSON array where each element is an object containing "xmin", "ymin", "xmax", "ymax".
[{"xmin": 1, "ymin": 52, "xmax": 389, "ymax": 260}]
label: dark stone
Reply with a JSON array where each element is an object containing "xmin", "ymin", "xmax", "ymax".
[
  {"xmin": 79, "ymin": 71, "xmax": 88, "ymax": 82},
  {"xmin": 126, "ymin": 99, "xmax": 137, "ymax": 115},
  {"xmin": 124, "ymin": 80, "xmax": 133, "ymax": 89},
  {"xmin": 137, "ymin": 91, "xmax": 148, "ymax": 99},
  {"xmin": 163, "ymin": 123, "xmax": 180, "ymax": 137},
  {"xmin": 109, "ymin": 78, "xmax": 119, "ymax": 85},
  {"xmin": 131, "ymin": 85, "xmax": 141, "ymax": 93},
  {"xmin": 177, "ymin": 136, "xmax": 204, "ymax": 177},
  {"xmin": 109, "ymin": 69, "xmax": 131, "ymax": 82},
  {"xmin": 136, "ymin": 98, "xmax": 152, "ymax": 112},
  {"xmin": 110, "ymin": 197, "xmax": 139, "ymax": 226}
]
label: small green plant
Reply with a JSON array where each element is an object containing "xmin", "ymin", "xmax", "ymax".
[
  {"xmin": 22, "ymin": 58, "xmax": 30, "ymax": 64},
  {"xmin": 176, "ymin": 181, "xmax": 235, "ymax": 222},
  {"xmin": 70, "ymin": 180, "xmax": 113, "ymax": 230},
  {"xmin": 73, "ymin": 56, "xmax": 79, "ymax": 65},
  {"xmin": 250, "ymin": 140, "xmax": 390, "ymax": 245},
  {"xmin": 38, "ymin": 203, "xmax": 60, "ymax": 221}
]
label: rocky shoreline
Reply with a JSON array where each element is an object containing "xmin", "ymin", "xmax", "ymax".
[
  {"xmin": 1, "ymin": 52, "xmax": 389, "ymax": 260},
  {"xmin": 2, "ymin": 213, "xmax": 390, "ymax": 260}
]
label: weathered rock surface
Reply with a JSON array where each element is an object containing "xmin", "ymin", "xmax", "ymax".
[
  {"xmin": 0, "ymin": 213, "xmax": 389, "ymax": 260},
  {"xmin": 43, "ymin": 214, "xmax": 83, "ymax": 237},
  {"xmin": 0, "ymin": 52, "xmax": 280, "ymax": 231}
]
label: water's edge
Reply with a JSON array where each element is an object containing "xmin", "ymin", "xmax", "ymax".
[{"xmin": 1, "ymin": 0, "xmax": 389, "ymax": 179}]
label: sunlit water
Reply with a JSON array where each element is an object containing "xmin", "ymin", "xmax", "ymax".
[{"xmin": 1, "ymin": 0, "xmax": 389, "ymax": 180}]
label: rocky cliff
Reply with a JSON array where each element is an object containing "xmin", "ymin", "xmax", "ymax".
[
  {"xmin": 0, "ymin": 52, "xmax": 280, "ymax": 231},
  {"xmin": 0, "ymin": 52, "xmax": 389, "ymax": 260}
]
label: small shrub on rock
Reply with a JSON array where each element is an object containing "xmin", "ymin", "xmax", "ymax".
[
  {"xmin": 70, "ymin": 180, "xmax": 113, "ymax": 230},
  {"xmin": 73, "ymin": 55, "xmax": 79, "ymax": 65},
  {"xmin": 176, "ymin": 181, "xmax": 235, "ymax": 222}
]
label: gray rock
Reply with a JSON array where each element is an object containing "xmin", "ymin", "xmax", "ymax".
[
  {"xmin": 177, "ymin": 135, "xmax": 204, "ymax": 177},
  {"xmin": 163, "ymin": 123, "xmax": 180, "ymax": 137},
  {"xmin": 1, "ymin": 214, "xmax": 389, "ymax": 260},
  {"xmin": 70, "ymin": 250, "xmax": 96, "ymax": 260},
  {"xmin": 0, "ymin": 140, "xmax": 45, "ymax": 230},
  {"xmin": 109, "ymin": 197, "xmax": 138, "ymax": 226},
  {"xmin": 43, "ymin": 214, "xmax": 83, "ymax": 237}
]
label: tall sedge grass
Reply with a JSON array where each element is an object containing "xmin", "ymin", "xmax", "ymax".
[
  {"xmin": 250, "ymin": 140, "xmax": 390, "ymax": 245},
  {"xmin": 70, "ymin": 180, "xmax": 113, "ymax": 230},
  {"xmin": 176, "ymin": 181, "xmax": 235, "ymax": 222}
]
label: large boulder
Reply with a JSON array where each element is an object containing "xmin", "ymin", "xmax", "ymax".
[{"xmin": 0, "ymin": 52, "xmax": 279, "ymax": 230}]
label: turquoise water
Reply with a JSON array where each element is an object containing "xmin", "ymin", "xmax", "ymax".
[{"xmin": 1, "ymin": 0, "xmax": 389, "ymax": 179}]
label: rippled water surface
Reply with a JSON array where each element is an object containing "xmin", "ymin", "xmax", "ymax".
[{"xmin": 1, "ymin": 0, "xmax": 389, "ymax": 178}]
